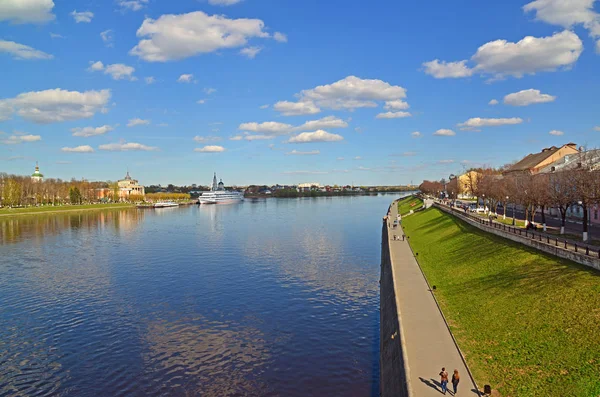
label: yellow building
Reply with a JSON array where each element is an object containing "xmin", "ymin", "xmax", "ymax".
[
  {"xmin": 117, "ymin": 171, "xmax": 145, "ymax": 200},
  {"xmin": 503, "ymin": 143, "xmax": 579, "ymax": 176}
]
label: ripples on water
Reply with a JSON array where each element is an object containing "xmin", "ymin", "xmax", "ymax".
[{"xmin": 0, "ymin": 194, "xmax": 408, "ymax": 396}]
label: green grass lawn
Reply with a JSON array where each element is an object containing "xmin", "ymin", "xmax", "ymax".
[
  {"xmin": 0, "ymin": 203, "xmax": 134, "ymax": 216},
  {"xmin": 402, "ymin": 207, "xmax": 600, "ymax": 397},
  {"xmin": 397, "ymin": 195, "xmax": 423, "ymax": 216}
]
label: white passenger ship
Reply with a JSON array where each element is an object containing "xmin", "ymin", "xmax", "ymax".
[{"xmin": 198, "ymin": 173, "xmax": 244, "ymax": 204}]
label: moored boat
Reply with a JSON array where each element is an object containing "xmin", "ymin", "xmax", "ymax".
[
  {"xmin": 198, "ymin": 173, "xmax": 244, "ymax": 204},
  {"xmin": 153, "ymin": 202, "xmax": 179, "ymax": 208}
]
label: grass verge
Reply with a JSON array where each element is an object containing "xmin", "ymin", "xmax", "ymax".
[
  {"xmin": 397, "ymin": 195, "xmax": 423, "ymax": 216},
  {"xmin": 0, "ymin": 203, "xmax": 134, "ymax": 217},
  {"xmin": 402, "ymin": 207, "xmax": 600, "ymax": 396}
]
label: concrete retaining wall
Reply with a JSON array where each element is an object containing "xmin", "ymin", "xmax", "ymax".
[
  {"xmin": 380, "ymin": 215, "xmax": 410, "ymax": 397},
  {"xmin": 434, "ymin": 204, "xmax": 600, "ymax": 271}
]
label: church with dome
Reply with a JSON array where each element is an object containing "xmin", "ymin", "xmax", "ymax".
[
  {"xmin": 31, "ymin": 162, "xmax": 44, "ymax": 182},
  {"xmin": 117, "ymin": 171, "xmax": 145, "ymax": 199}
]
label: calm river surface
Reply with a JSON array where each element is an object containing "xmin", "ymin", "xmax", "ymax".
[{"xmin": 0, "ymin": 194, "xmax": 408, "ymax": 397}]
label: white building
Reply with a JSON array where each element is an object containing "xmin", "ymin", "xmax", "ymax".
[{"xmin": 31, "ymin": 162, "xmax": 43, "ymax": 182}]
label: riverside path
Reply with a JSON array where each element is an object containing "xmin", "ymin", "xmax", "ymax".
[{"xmin": 387, "ymin": 202, "xmax": 480, "ymax": 396}]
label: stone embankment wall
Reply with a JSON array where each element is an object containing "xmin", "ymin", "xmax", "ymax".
[
  {"xmin": 434, "ymin": 203, "xmax": 600, "ymax": 271},
  {"xmin": 380, "ymin": 209, "xmax": 410, "ymax": 397}
]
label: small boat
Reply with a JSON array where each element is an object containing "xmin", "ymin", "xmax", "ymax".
[{"xmin": 153, "ymin": 202, "xmax": 179, "ymax": 208}]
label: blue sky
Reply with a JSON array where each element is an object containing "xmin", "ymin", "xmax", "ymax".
[{"xmin": 1, "ymin": 0, "xmax": 599, "ymax": 186}]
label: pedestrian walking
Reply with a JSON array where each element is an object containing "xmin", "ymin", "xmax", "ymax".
[
  {"xmin": 439, "ymin": 367, "xmax": 449, "ymax": 394},
  {"xmin": 451, "ymin": 369, "xmax": 460, "ymax": 394}
]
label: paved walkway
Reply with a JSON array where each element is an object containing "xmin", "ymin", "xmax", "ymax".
[{"xmin": 388, "ymin": 202, "xmax": 480, "ymax": 396}]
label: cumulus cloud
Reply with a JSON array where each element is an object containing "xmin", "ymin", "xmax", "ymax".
[
  {"xmin": 177, "ymin": 74, "xmax": 194, "ymax": 83},
  {"xmin": 433, "ymin": 129, "xmax": 456, "ymax": 136},
  {"xmin": 193, "ymin": 135, "xmax": 221, "ymax": 143},
  {"xmin": 130, "ymin": 11, "xmax": 277, "ymax": 62},
  {"xmin": 549, "ymin": 129, "xmax": 564, "ymax": 136},
  {"xmin": 127, "ymin": 118, "xmax": 150, "ymax": 127},
  {"xmin": 244, "ymin": 134, "xmax": 275, "ymax": 141},
  {"xmin": 88, "ymin": 61, "xmax": 137, "ymax": 81},
  {"xmin": 238, "ymin": 121, "xmax": 293, "ymax": 135},
  {"xmin": 117, "ymin": 0, "xmax": 149, "ymax": 11},
  {"xmin": 229, "ymin": 135, "xmax": 243, "ymax": 141},
  {"xmin": 145, "ymin": 76, "xmax": 156, "ymax": 84},
  {"xmin": 423, "ymin": 30, "xmax": 583, "ymax": 80},
  {"xmin": 438, "ymin": 159, "xmax": 455, "ymax": 164},
  {"xmin": 376, "ymin": 111, "xmax": 412, "ymax": 119},
  {"xmin": 294, "ymin": 116, "xmax": 348, "ymax": 131},
  {"xmin": 0, "ymin": 88, "xmax": 110, "ymax": 124},
  {"xmin": 71, "ymin": 125, "xmax": 113, "ymax": 137},
  {"xmin": 0, "ymin": 0, "xmax": 55, "ymax": 24},
  {"xmin": 273, "ymin": 100, "xmax": 321, "ymax": 116},
  {"xmin": 503, "ymin": 88, "xmax": 556, "ymax": 106},
  {"xmin": 286, "ymin": 150, "xmax": 320, "ymax": 155},
  {"xmin": 0, "ymin": 39, "xmax": 53, "ymax": 60},
  {"xmin": 70, "ymin": 10, "xmax": 93, "ymax": 23},
  {"xmin": 274, "ymin": 32, "xmax": 288, "ymax": 43},
  {"xmin": 62, "ymin": 145, "xmax": 94, "ymax": 153},
  {"xmin": 288, "ymin": 130, "xmax": 344, "ymax": 143},
  {"xmin": 50, "ymin": 33, "xmax": 64, "ymax": 39},
  {"xmin": 195, "ymin": 145, "xmax": 225, "ymax": 152},
  {"xmin": 411, "ymin": 131, "xmax": 422, "ymax": 138},
  {"xmin": 384, "ymin": 100, "xmax": 410, "ymax": 110},
  {"xmin": 489, "ymin": 99, "xmax": 499, "ymax": 105},
  {"xmin": 2, "ymin": 134, "xmax": 42, "ymax": 144},
  {"xmin": 204, "ymin": 87, "xmax": 217, "ymax": 95},
  {"xmin": 458, "ymin": 117, "xmax": 523, "ymax": 130},
  {"xmin": 100, "ymin": 29, "xmax": 114, "ymax": 47},
  {"xmin": 99, "ymin": 142, "xmax": 157, "ymax": 151},
  {"xmin": 260, "ymin": 104, "xmax": 269, "ymax": 109},
  {"xmin": 422, "ymin": 60, "xmax": 473, "ymax": 78},
  {"xmin": 208, "ymin": 0, "xmax": 242, "ymax": 5},
  {"xmin": 240, "ymin": 46, "xmax": 261, "ymax": 58}
]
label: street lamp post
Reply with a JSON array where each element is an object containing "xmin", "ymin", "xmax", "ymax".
[{"xmin": 504, "ymin": 196, "xmax": 508, "ymax": 220}]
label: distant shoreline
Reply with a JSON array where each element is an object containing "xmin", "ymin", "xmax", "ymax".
[{"xmin": 0, "ymin": 203, "xmax": 135, "ymax": 218}]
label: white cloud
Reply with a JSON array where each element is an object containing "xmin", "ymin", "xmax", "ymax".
[
  {"xmin": 0, "ymin": 88, "xmax": 110, "ymax": 124},
  {"xmin": 100, "ymin": 29, "xmax": 114, "ymax": 47},
  {"xmin": 422, "ymin": 59, "xmax": 474, "ymax": 78},
  {"xmin": 229, "ymin": 135, "xmax": 243, "ymax": 141},
  {"xmin": 433, "ymin": 129, "xmax": 456, "ymax": 136},
  {"xmin": 70, "ymin": 10, "xmax": 93, "ymax": 23},
  {"xmin": 145, "ymin": 76, "xmax": 156, "ymax": 84},
  {"xmin": 89, "ymin": 61, "xmax": 137, "ymax": 81},
  {"xmin": 423, "ymin": 31, "xmax": 583, "ymax": 80},
  {"xmin": 524, "ymin": 0, "xmax": 600, "ymax": 50},
  {"xmin": 208, "ymin": 0, "xmax": 242, "ymax": 5},
  {"xmin": 195, "ymin": 145, "xmax": 225, "ymax": 152},
  {"xmin": 594, "ymin": 126, "xmax": 600, "ymax": 132},
  {"xmin": 458, "ymin": 117, "xmax": 523, "ymax": 130},
  {"xmin": 240, "ymin": 46, "xmax": 262, "ymax": 58},
  {"xmin": 50, "ymin": 33, "xmax": 64, "ymax": 39},
  {"xmin": 0, "ymin": 40, "xmax": 53, "ymax": 60},
  {"xmin": 260, "ymin": 104, "xmax": 269, "ymax": 109},
  {"xmin": 244, "ymin": 134, "xmax": 275, "ymax": 141},
  {"xmin": 62, "ymin": 145, "xmax": 94, "ymax": 153},
  {"xmin": 489, "ymin": 99, "xmax": 499, "ymax": 105},
  {"xmin": 197, "ymin": 99, "xmax": 206, "ymax": 104},
  {"xmin": 130, "ymin": 11, "xmax": 274, "ymax": 62},
  {"xmin": 384, "ymin": 100, "xmax": 410, "ymax": 110},
  {"xmin": 353, "ymin": 156, "xmax": 362, "ymax": 160},
  {"xmin": 177, "ymin": 74, "xmax": 194, "ymax": 83},
  {"xmin": 99, "ymin": 142, "xmax": 157, "ymax": 151},
  {"xmin": 282, "ymin": 170, "xmax": 328, "ymax": 175},
  {"xmin": 411, "ymin": 131, "xmax": 422, "ymax": 138},
  {"xmin": 273, "ymin": 100, "xmax": 321, "ymax": 116},
  {"xmin": 117, "ymin": 0, "xmax": 148, "ymax": 11},
  {"xmin": 376, "ymin": 111, "xmax": 412, "ymax": 119},
  {"xmin": 204, "ymin": 87, "xmax": 217, "ymax": 94},
  {"xmin": 274, "ymin": 32, "xmax": 288, "ymax": 43},
  {"xmin": 238, "ymin": 121, "xmax": 293, "ymax": 135},
  {"xmin": 0, "ymin": 0, "xmax": 55, "ymax": 24},
  {"xmin": 438, "ymin": 159, "xmax": 455, "ymax": 164},
  {"xmin": 336, "ymin": 157, "xmax": 344, "ymax": 160},
  {"xmin": 71, "ymin": 125, "xmax": 113, "ymax": 137},
  {"xmin": 294, "ymin": 116, "xmax": 348, "ymax": 131},
  {"xmin": 286, "ymin": 150, "xmax": 320, "ymax": 155},
  {"xmin": 288, "ymin": 130, "xmax": 344, "ymax": 143},
  {"xmin": 2, "ymin": 134, "xmax": 42, "ymax": 144},
  {"xmin": 193, "ymin": 135, "xmax": 221, "ymax": 142},
  {"xmin": 549, "ymin": 129, "xmax": 564, "ymax": 136},
  {"xmin": 503, "ymin": 88, "xmax": 556, "ymax": 106},
  {"xmin": 397, "ymin": 151, "xmax": 417, "ymax": 157},
  {"xmin": 127, "ymin": 118, "xmax": 150, "ymax": 127},
  {"xmin": 299, "ymin": 76, "xmax": 407, "ymax": 110}
]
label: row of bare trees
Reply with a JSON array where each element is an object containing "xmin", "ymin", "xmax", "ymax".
[
  {"xmin": 0, "ymin": 173, "xmax": 121, "ymax": 207},
  {"xmin": 420, "ymin": 164, "xmax": 600, "ymax": 241}
]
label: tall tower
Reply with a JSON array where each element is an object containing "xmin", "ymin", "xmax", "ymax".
[
  {"xmin": 31, "ymin": 162, "xmax": 44, "ymax": 183},
  {"xmin": 212, "ymin": 172, "xmax": 218, "ymax": 191}
]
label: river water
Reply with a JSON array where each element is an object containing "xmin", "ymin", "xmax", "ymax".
[{"xmin": 0, "ymin": 194, "xmax": 407, "ymax": 397}]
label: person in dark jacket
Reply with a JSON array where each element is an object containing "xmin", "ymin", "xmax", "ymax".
[{"xmin": 451, "ymin": 369, "xmax": 460, "ymax": 394}]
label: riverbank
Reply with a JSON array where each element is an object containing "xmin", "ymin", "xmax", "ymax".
[
  {"xmin": 396, "ymin": 196, "xmax": 423, "ymax": 216},
  {"xmin": 402, "ymin": 207, "xmax": 600, "ymax": 396},
  {"xmin": 0, "ymin": 203, "xmax": 135, "ymax": 217}
]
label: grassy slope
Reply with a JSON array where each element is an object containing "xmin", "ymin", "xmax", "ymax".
[
  {"xmin": 397, "ymin": 195, "xmax": 423, "ymax": 216},
  {"xmin": 402, "ymin": 207, "xmax": 600, "ymax": 397},
  {"xmin": 0, "ymin": 203, "xmax": 134, "ymax": 216}
]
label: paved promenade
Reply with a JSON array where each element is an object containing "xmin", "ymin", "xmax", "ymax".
[{"xmin": 388, "ymin": 202, "xmax": 480, "ymax": 396}]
